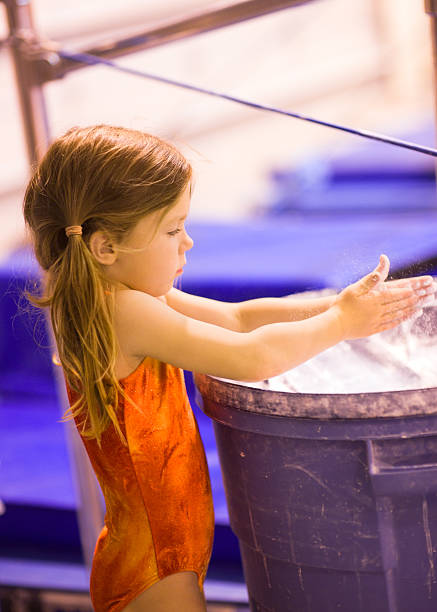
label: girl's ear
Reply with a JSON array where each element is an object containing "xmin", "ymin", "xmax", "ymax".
[{"xmin": 89, "ymin": 230, "xmax": 117, "ymax": 265}]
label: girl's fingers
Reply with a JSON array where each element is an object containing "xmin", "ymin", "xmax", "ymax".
[
  {"xmin": 358, "ymin": 254, "xmax": 390, "ymax": 292},
  {"xmin": 384, "ymin": 278, "xmax": 407, "ymax": 289},
  {"xmin": 378, "ymin": 254, "xmax": 390, "ymax": 282},
  {"xmin": 410, "ymin": 276, "xmax": 435, "ymax": 289},
  {"xmin": 420, "ymin": 295, "xmax": 437, "ymax": 307},
  {"xmin": 380, "ymin": 284, "xmax": 435, "ymax": 305},
  {"xmin": 371, "ymin": 275, "xmax": 435, "ymax": 333},
  {"xmin": 377, "ymin": 307, "xmax": 423, "ymax": 333},
  {"xmin": 379, "ymin": 287, "xmax": 414, "ymax": 304},
  {"xmin": 385, "ymin": 275, "xmax": 434, "ymax": 290},
  {"xmin": 380, "ymin": 299, "xmax": 420, "ymax": 321}
]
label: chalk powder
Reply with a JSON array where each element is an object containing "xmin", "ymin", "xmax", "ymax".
[{"xmin": 241, "ymin": 306, "xmax": 437, "ymax": 395}]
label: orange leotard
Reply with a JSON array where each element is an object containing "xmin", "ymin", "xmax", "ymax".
[{"xmin": 67, "ymin": 357, "xmax": 215, "ymax": 612}]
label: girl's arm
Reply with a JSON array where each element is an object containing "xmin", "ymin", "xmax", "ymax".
[
  {"xmin": 116, "ymin": 258, "xmax": 431, "ymax": 383},
  {"xmin": 166, "ymin": 274, "xmax": 433, "ymax": 334},
  {"xmin": 165, "ymin": 288, "xmax": 335, "ymax": 333},
  {"xmin": 236, "ymin": 294, "xmax": 336, "ymax": 332},
  {"xmin": 164, "ymin": 288, "xmax": 241, "ymax": 331},
  {"xmin": 116, "ymin": 289, "xmax": 343, "ymax": 383},
  {"xmin": 237, "ymin": 275, "xmax": 435, "ymax": 331}
]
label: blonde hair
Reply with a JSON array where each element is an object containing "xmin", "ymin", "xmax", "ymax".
[{"xmin": 23, "ymin": 125, "xmax": 192, "ymax": 446}]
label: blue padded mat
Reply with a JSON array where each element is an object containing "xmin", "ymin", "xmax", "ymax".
[
  {"xmin": 182, "ymin": 215, "xmax": 437, "ymax": 294},
  {"xmin": 261, "ymin": 124, "xmax": 437, "ymax": 216}
]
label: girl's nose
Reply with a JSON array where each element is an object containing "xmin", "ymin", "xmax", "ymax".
[{"xmin": 182, "ymin": 230, "xmax": 194, "ymax": 251}]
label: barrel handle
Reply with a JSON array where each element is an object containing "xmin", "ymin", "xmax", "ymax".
[{"xmin": 366, "ymin": 439, "xmax": 437, "ymax": 497}]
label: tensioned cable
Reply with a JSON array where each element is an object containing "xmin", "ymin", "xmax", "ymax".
[{"xmin": 59, "ymin": 49, "xmax": 437, "ymax": 158}]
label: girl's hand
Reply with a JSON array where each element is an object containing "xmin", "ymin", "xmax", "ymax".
[
  {"xmin": 384, "ymin": 275, "xmax": 437, "ymax": 308},
  {"xmin": 332, "ymin": 255, "xmax": 435, "ymax": 340}
]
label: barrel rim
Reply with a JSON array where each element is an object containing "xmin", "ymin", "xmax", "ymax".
[{"xmin": 193, "ymin": 372, "xmax": 437, "ymax": 419}]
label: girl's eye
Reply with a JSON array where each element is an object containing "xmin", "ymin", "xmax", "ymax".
[{"xmin": 168, "ymin": 228, "xmax": 182, "ymax": 236}]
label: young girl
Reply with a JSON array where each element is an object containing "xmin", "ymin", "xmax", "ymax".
[{"xmin": 23, "ymin": 125, "xmax": 434, "ymax": 612}]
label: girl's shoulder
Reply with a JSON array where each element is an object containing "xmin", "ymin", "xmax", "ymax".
[{"xmin": 113, "ymin": 289, "xmax": 169, "ymax": 377}]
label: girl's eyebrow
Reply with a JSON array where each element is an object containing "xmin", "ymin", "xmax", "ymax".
[
  {"xmin": 170, "ymin": 214, "xmax": 187, "ymax": 223},
  {"xmin": 164, "ymin": 212, "xmax": 188, "ymax": 227}
]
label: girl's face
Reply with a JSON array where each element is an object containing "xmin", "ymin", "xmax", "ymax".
[{"xmin": 108, "ymin": 184, "xmax": 193, "ymax": 297}]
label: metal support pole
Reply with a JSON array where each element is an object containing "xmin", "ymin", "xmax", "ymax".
[
  {"xmin": 3, "ymin": 0, "xmax": 104, "ymax": 572},
  {"xmin": 425, "ymin": 0, "xmax": 437, "ymax": 97},
  {"xmin": 52, "ymin": 356, "xmax": 105, "ymax": 572},
  {"xmin": 3, "ymin": 0, "xmax": 51, "ymax": 166},
  {"xmin": 425, "ymin": 0, "xmax": 437, "ymax": 183}
]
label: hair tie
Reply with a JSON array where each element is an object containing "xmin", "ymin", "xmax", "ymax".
[{"xmin": 65, "ymin": 225, "xmax": 83, "ymax": 237}]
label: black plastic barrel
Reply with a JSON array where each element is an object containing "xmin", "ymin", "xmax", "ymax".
[{"xmin": 194, "ymin": 337, "xmax": 437, "ymax": 611}]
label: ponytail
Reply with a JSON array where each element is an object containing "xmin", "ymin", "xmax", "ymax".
[{"xmin": 31, "ymin": 232, "xmax": 127, "ymax": 447}]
